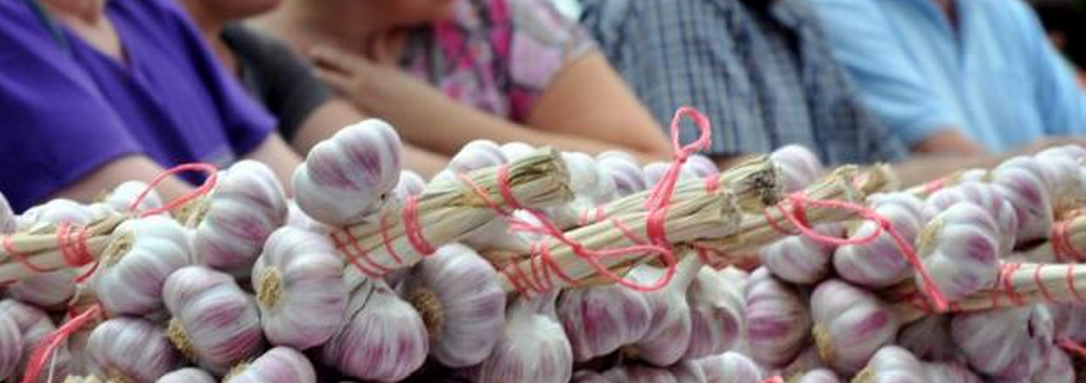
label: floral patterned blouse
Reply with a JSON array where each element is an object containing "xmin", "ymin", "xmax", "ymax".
[{"xmin": 401, "ymin": 0, "xmax": 596, "ymax": 122}]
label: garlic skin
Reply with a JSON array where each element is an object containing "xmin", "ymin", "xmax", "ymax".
[
  {"xmin": 252, "ymin": 227, "xmax": 347, "ymax": 350},
  {"xmin": 193, "ymin": 160, "xmax": 288, "ymax": 276},
  {"xmin": 759, "ymin": 224, "xmax": 840, "ymax": 285},
  {"xmin": 629, "ymin": 258, "xmax": 699, "ymax": 367},
  {"xmin": 163, "ymin": 266, "xmax": 265, "ymax": 374},
  {"xmin": 447, "ymin": 139, "xmax": 507, "ymax": 174},
  {"xmin": 0, "ymin": 313, "xmax": 22, "ymax": 382},
  {"xmin": 292, "ymin": 119, "xmax": 402, "ymax": 226},
  {"xmin": 572, "ymin": 371, "xmax": 613, "ymax": 383},
  {"xmin": 810, "ymin": 279, "xmax": 898, "ymax": 375},
  {"xmin": 403, "ymin": 244, "xmax": 506, "ymax": 367},
  {"xmin": 1051, "ymin": 304, "xmax": 1086, "ymax": 342},
  {"xmin": 833, "ymin": 193, "xmax": 925, "ymax": 287},
  {"xmin": 770, "ymin": 144, "xmax": 825, "ymax": 193},
  {"xmin": 685, "ymin": 154, "xmax": 719, "ymax": 178},
  {"xmin": 475, "ymin": 292, "xmax": 572, "ymax": 383},
  {"xmin": 792, "ymin": 369, "xmax": 842, "ymax": 383},
  {"xmin": 0, "ymin": 192, "xmax": 16, "ymax": 233},
  {"xmin": 1027, "ymin": 344, "xmax": 1074, "ymax": 383},
  {"xmin": 597, "ymin": 151, "xmax": 648, "ymax": 197},
  {"xmin": 1033, "ymin": 154, "xmax": 1086, "ymax": 214},
  {"xmin": 744, "ymin": 268, "xmax": 811, "ymax": 369},
  {"xmin": 921, "ymin": 362, "xmax": 983, "ymax": 383},
  {"xmin": 321, "ymin": 280, "xmax": 428, "ymax": 383},
  {"xmin": 671, "ymin": 361, "xmax": 709, "ymax": 383},
  {"xmin": 87, "ymin": 318, "xmax": 183, "ymax": 383},
  {"xmin": 897, "ymin": 315, "xmax": 960, "ymax": 363},
  {"xmin": 8, "ymin": 269, "xmax": 79, "ymax": 310},
  {"xmin": 990, "ymin": 157, "xmax": 1053, "ymax": 245},
  {"xmin": 20, "ymin": 199, "xmax": 100, "ymax": 227},
  {"xmin": 602, "ymin": 365, "xmax": 680, "ymax": 383},
  {"xmin": 696, "ymin": 352, "xmax": 765, "ymax": 383},
  {"xmin": 951, "ymin": 307, "xmax": 1046, "ymax": 380},
  {"xmin": 684, "ymin": 267, "xmax": 746, "ymax": 359},
  {"xmin": 558, "ymin": 284, "xmax": 652, "ymax": 362},
  {"xmin": 222, "ymin": 347, "xmax": 317, "ymax": 383},
  {"xmin": 155, "ymin": 368, "xmax": 216, "ymax": 383},
  {"xmin": 923, "ymin": 183, "xmax": 1018, "ymax": 257},
  {"xmin": 852, "ymin": 346, "xmax": 925, "ymax": 383},
  {"xmin": 500, "ymin": 141, "xmax": 536, "ymax": 162},
  {"xmin": 0, "ymin": 299, "xmax": 70, "ymax": 382},
  {"xmin": 917, "ymin": 202, "xmax": 1001, "ymax": 302},
  {"xmin": 103, "ymin": 180, "xmax": 163, "ymax": 214},
  {"xmin": 95, "ymin": 215, "xmax": 195, "ymax": 316},
  {"xmin": 644, "ymin": 162, "xmax": 698, "ymax": 186},
  {"xmin": 390, "ymin": 170, "xmax": 426, "ymax": 201}
]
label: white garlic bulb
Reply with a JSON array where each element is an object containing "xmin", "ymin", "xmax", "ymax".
[
  {"xmin": 897, "ymin": 315, "xmax": 960, "ymax": 363},
  {"xmin": 629, "ymin": 257, "xmax": 699, "ymax": 367},
  {"xmin": 684, "ymin": 267, "xmax": 746, "ymax": 359},
  {"xmin": 685, "ymin": 154, "xmax": 719, "ymax": 178},
  {"xmin": 572, "ymin": 371, "xmax": 612, "ymax": 383},
  {"xmin": 597, "ymin": 151, "xmax": 648, "ymax": 198},
  {"xmin": 696, "ymin": 352, "xmax": 765, "ymax": 383},
  {"xmin": 770, "ymin": 145, "xmax": 825, "ymax": 193},
  {"xmin": 0, "ymin": 313, "xmax": 21, "ymax": 382},
  {"xmin": 644, "ymin": 162, "xmax": 698, "ymax": 187},
  {"xmin": 951, "ymin": 307, "xmax": 1046, "ymax": 380},
  {"xmin": 500, "ymin": 141, "xmax": 536, "ymax": 162},
  {"xmin": 811, "ymin": 279, "xmax": 898, "ymax": 375},
  {"xmin": 602, "ymin": 364, "xmax": 679, "ymax": 383},
  {"xmin": 222, "ymin": 347, "xmax": 317, "ymax": 383},
  {"xmin": 744, "ymin": 268, "xmax": 811, "ymax": 368},
  {"xmin": 163, "ymin": 266, "xmax": 265, "ymax": 374},
  {"xmin": 8, "ymin": 269, "xmax": 79, "ymax": 310},
  {"xmin": 1033, "ymin": 153, "xmax": 1086, "ymax": 216},
  {"xmin": 917, "ymin": 202, "xmax": 1001, "ymax": 302},
  {"xmin": 852, "ymin": 346, "xmax": 926, "ymax": 383},
  {"xmin": 990, "ymin": 156, "xmax": 1053, "ymax": 245},
  {"xmin": 670, "ymin": 361, "xmax": 709, "ymax": 383},
  {"xmin": 1028, "ymin": 344, "xmax": 1074, "ymax": 383},
  {"xmin": 252, "ymin": 227, "xmax": 347, "ymax": 350},
  {"xmin": 292, "ymin": 119, "xmax": 402, "ymax": 226},
  {"xmin": 447, "ymin": 139, "xmax": 507, "ymax": 174},
  {"xmin": 923, "ymin": 183, "xmax": 1018, "ymax": 257},
  {"xmin": 0, "ymin": 299, "xmax": 70, "ymax": 382},
  {"xmin": 921, "ymin": 362, "xmax": 983, "ymax": 383},
  {"xmin": 759, "ymin": 224, "xmax": 841, "ymax": 285},
  {"xmin": 156, "ymin": 368, "xmax": 216, "ymax": 383},
  {"xmin": 390, "ymin": 170, "xmax": 426, "ymax": 201},
  {"xmin": 102, "ymin": 180, "xmax": 163, "ymax": 214},
  {"xmin": 834, "ymin": 193, "xmax": 925, "ymax": 287},
  {"xmin": 791, "ymin": 369, "xmax": 842, "ymax": 383},
  {"xmin": 95, "ymin": 215, "xmax": 195, "ymax": 316},
  {"xmin": 475, "ymin": 292, "xmax": 572, "ymax": 383},
  {"xmin": 559, "ymin": 284, "xmax": 651, "ymax": 362},
  {"xmin": 1052, "ymin": 304, "xmax": 1086, "ymax": 342},
  {"xmin": 404, "ymin": 243, "xmax": 505, "ymax": 367},
  {"xmin": 87, "ymin": 318, "xmax": 184, "ymax": 383},
  {"xmin": 0, "ymin": 192, "xmax": 15, "ymax": 234}
]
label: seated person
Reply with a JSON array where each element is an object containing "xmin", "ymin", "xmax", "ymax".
[
  {"xmin": 178, "ymin": 0, "xmax": 447, "ymax": 176},
  {"xmin": 0, "ymin": 0, "xmax": 300, "ymax": 211},
  {"xmin": 810, "ymin": 0, "xmax": 1086, "ymax": 155},
  {"xmin": 254, "ymin": 0, "xmax": 673, "ymax": 163},
  {"xmin": 580, "ymin": 0, "xmax": 1083, "ymax": 185}
]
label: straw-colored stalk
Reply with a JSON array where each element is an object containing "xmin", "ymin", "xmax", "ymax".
[
  {"xmin": 332, "ymin": 148, "xmax": 573, "ymax": 280},
  {"xmin": 497, "ymin": 191, "xmax": 742, "ymax": 294},
  {"xmin": 0, "ymin": 214, "xmax": 127, "ymax": 283},
  {"xmin": 1021, "ymin": 209, "xmax": 1086, "ymax": 263}
]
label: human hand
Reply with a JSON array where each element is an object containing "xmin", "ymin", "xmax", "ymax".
[{"xmin": 309, "ymin": 45, "xmax": 447, "ymax": 117}]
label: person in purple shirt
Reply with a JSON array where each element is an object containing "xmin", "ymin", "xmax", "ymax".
[{"xmin": 0, "ymin": 0, "xmax": 300, "ymax": 212}]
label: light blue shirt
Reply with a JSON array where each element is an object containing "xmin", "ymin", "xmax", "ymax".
[{"xmin": 809, "ymin": 0, "xmax": 1086, "ymax": 152}]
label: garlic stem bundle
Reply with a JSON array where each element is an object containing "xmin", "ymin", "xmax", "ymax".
[
  {"xmin": 695, "ymin": 352, "xmax": 766, "ymax": 383},
  {"xmin": 475, "ymin": 292, "xmax": 572, "ymax": 383},
  {"xmin": 625, "ymin": 258, "xmax": 699, "ymax": 367},
  {"xmin": 917, "ymin": 202, "xmax": 1001, "ymax": 302},
  {"xmin": 770, "ymin": 144, "xmax": 825, "ymax": 193},
  {"xmin": 189, "ymin": 160, "xmax": 288, "ymax": 276},
  {"xmin": 155, "ymin": 368, "xmax": 215, "ymax": 383},
  {"xmin": 759, "ymin": 224, "xmax": 841, "ymax": 285},
  {"xmin": 951, "ymin": 307, "xmax": 1048, "ymax": 380},
  {"xmin": 744, "ymin": 268, "xmax": 811, "ymax": 369},
  {"xmin": 850, "ymin": 346, "xmax": 925, "ymax": 383},
  {"xmin": 222, "ymin": 347, "xmax": 316, "ymax": 383},
  {"xmin": 0, "ymin": 213, "xmax": 125, "ymax": 283},
  {"xmin": 0, "ymin": 313, "xmax": 21, "ymax": 382},
  {"xmin": 811, "ymin": 279, "xmax": 898, "ymax": 375},
  {"xmin": 684, "ymin": 267, "xmax": 746, "ymax": 359},
  {"xmin": 558, "ymin": 283, "xmax": 652, "ymax": 362},
  {"xmin": 86, "ymin": 318, "xmax": 183, "ymax": 383},
  {"xmin": 833, "ymin": 193, "xmax": 925, "ymax": 288},
  {"xmin": 163, "ymin": 266, "xmax": 265, "ymax": 374},
  {"xmin": 446, "ymin": 139, "xmax": 508, "ymax": 175},
  {"xmin": 252, "ymin": 227, "xmax": 347, "ymax": 350},
  {"xmin": 292, "ymin": 119, "xmax": 402, "ymax": 226},
  {"xmin": 403, "ymin": 243, "xmax": 506, "ymax": 367},
  {"xmin": 94, "ymin": 215, "xmax": 194, "ymax": 316}
]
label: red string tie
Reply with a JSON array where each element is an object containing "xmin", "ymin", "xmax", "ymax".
[{"xmin": 21, "ymin": 304, "xmax": 102, "ymax": 383}]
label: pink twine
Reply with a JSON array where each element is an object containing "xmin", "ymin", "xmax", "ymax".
[
  {"xmin": 21, "ymin": 304, "xmax": 102, "ymax": 383},
  {"xmin": 1052, "ymin": 211, "xmax": 1085, "ymax": 263},
  {"xmin": 1059, "ymin": 336, "xmax": 1086, "ymax": 360},
  {"xmin": 129, "ymin": 162, "xmax": 219, "ymax": 218}
]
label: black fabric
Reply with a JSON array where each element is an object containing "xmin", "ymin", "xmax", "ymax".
[{"xmin": 222, "ymin": 23, "xmax": 331, "ymax": 141}]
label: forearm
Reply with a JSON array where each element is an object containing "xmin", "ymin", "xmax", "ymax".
[
  {"xmin": 51, "ymin": 155, "xmax": 194, "ymax": 205},
  {"xmin": 402, "ymin": 145, "xmax": 447, "ymax": 178},
  {"xmin": 243, "ymin": 134, "xmax": 303, "ymax": 195}
]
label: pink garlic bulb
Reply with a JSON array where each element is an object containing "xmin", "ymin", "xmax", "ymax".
[
  {"xmin": 1027, "ymin": 344, "xmax": 1074, "ymax": 383},
  {"xmin": 811, "ymin": 279, "xmax": 898, "ymax": 375},
  {"xmin": 193, "ymin": 160, "xmax": 288, "ymax": 276},
  {"xmin": 572, "ymin": 371, "xmax": 612, "ymax": 383},
  {"xmin": 923, "ymin": 183, "xmax": 1018, "ymax": 257},
  {"xmin": 103, "ymin": 180, "xmax": 163, "ymax": 214},
  {"xmin": 95, "ymin": 215, "xmax": 195, "ymax": 316},
  {"xmin": 853, "ymin": 346, "xmax": 925, "ymax": 383},
  {"xmin": 759, "ymin": 224, "xmax": 841, "ymax": 284},
  {"xmin": 222, "ymin": 347, "xmax": 316, "ymax": 383},
  {"xmin": 0, "ymin": 192, "xmax": 16, "ymax": 233},
  {"xmin": 285, "ymin": 201, "xmax": 326, "ymax": 232},
  {"xmin": 990, "ymin": 156, "xmax": 1053, "ymax": 244},
  {"xmin": 792, "ymin": 369, "xmax": 842, "ymax": 383},
  {"xmin": 390, "ymin": 170, "xmax": 426, "ymax": 201},
  {"xmin": 163, "ymin": 266, "xmax": 265, "ymax": 374},
  {"xmin": 252, "ymin": 227, "xmax": 347, "ymax": 350},
  {"xmin": 292, "ymin": 119, "xmax": 402, "ymax": 226},
  {"xmin": 1033, "ymin": 154, "xmax": 1086, "ymax": 213},
  {"xmin": 921, "ymin": 362, "xmax": 983, "ymax": 383},
  {"xmin": 917, "ymin": 202, "xmax": 1001, "ymax": 302},
  {"xmin": 0, "ymin": 313, "xmax": 21, "ymax": 382},
  {"xmin": 87, "ymin": 318, "xmax": 184, "ymax": 383},
  {"xmin": 1036, "ymin": 144, "xmax": 1086, "ymax": 160},
  {"xmin": 447, "ymin": 139, "xmax": 507, "ymax": 174},
  {"xmin": 156, "ymin": 368, "xmax": 216, "ymax": 383},
  {"xmin": 744, "ymin": 268, "xmax": 811, "ymax": 368},
  {"xmin": 644, "ymin": 162, "xmax": 698, "ymax": 187},
  {"xmin": 1051, "ymin": 304, "xmax": 1086, "ymax": 342},
  {"xmin": 597, "ymin": 151, "xmax": 648, "ymax": 197},
  {"xmin": 770, "ymin": 144, "xmax": 825, "ymax": 193},
  {"xmin": 951, "ymin": 307, "xmax": 1046, "ymax": 380},
  {"xmin": 696, "ymin": 352, "xmax": 765, "ymax": 383},
  {"xmin": 671, "ymin": 361, "xmax": 709, "ymax": 383},
  {"xmin": 559, "ymin": 284, "xmax": 652, "ymax": 362},
  {"xmin": 321, "ymin": 280, "xmax": 428, "ymax": 382},
  {"xmin": 685, "ymin": 154, "xmax": 719, "ymax": 178},
  {"xmin": 602, "ymin": 365, "xmax": 680, "ymax": 383},
  {"xmin": 500, "ymin": 141, "xmax": 536, "ymax": 162},
  {"xmin": 834, "ymin": 193, "xmax": 925, "ymax": 287},
  {"xmin": 475, "ymin": 292, "xmax": 572, "ymax": 383},
  {"xmin": 403, "ymin": 243, "xmax": 506, "ymax": 367},
  {"xmin": 684, "ymin": 267, "xmax": 746, "ymax": 359},
  {"xmin": 8, "ymin": 269, "xmax": 79, "ymax": 310},
  {"xmin": 20, "ymin": 199, "xmax": 99, "ymax": 227},
  {"xmin": 628, "ymin": 258, "xmax": 700, "ymax": 366},
  {"xmin": 0, "ymin": 299, "xmax": 70, "ymax": 382},
  {"xmin": 563, "ymin": 152, "xmax": 605, "ymax": 198},
  {"xmin": 897, "ymin": 315, "xmax": 960, "ymax": 362}
]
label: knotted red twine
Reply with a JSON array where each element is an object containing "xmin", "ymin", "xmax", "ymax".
[
  {"xmin": 1051, "ymin": 210, "xmax": 1085, "ymax": 263},
  {"xmin": 20, "ymin": 162, "xmax": 219, "ymax": 383}
]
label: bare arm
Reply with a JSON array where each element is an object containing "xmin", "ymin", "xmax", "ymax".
[
  {"xmin": 910, "ymin": 129, "xmax": 987, "ymax": 155},
  {"xmin": 242, "ymin": 133, "xmax": 303, "ymax": 195},
  {"xmin": 51, "ymin": 155, "xmax": 194, "ymax": 204}
]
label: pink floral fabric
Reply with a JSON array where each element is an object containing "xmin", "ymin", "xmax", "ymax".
[{"xmin": 401, "ymin": 0, "xmax": 595, "ymax": 122}]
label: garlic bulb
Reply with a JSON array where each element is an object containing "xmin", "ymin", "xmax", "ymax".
[
  {"xmin": 1027, "ymin": 344, "xmax": 1074, "ymax": 383},
  {"xmin": 0, "ymin": 192, "xmax": 16, "ymax": 233},
  {"xmin": 193, "ymin": 160, "xmax": 288, "ymax": 276},
  {"xmin": 744, "ymin": 268, "xmax": 811, "ymax": 368},
  {"xmin": 163, "ymin": 266, "xmax": 265, "ymax": 374},
  {"xmin": 670, "ymin": 361, "xmax": 709, "ymax": 383},
  {"xmin": 851, "ymin": 346, "xmax": 925, "ymax": 383},
  {"xmin": 475, "ymin": 292, "xmax": 572, "ymax": 383},
  {"xmin": 770, "ymin": 145, "xmax": 824, "ymax": 193},
  {"xmin": 252, "ymin": 227, "xmax": 347, "ymax": 350},
  {"xmin": 951, "ymin": 307, "xmax": 1046, "ymax": 380},
  {"xmin": 917, "ymin": 202, "xmax": 1001, "ymax": 302},
  {"xmin": 1033, "ymin": 154, "xmax": 1086, "ymax": 214},
  {"xmin": 923, "ymin": 183, "xmax": 1018, "ymax": 257},
  {"xmin": 1051, "ymin": 304, "xmax": 1086, "ymax": 342},
  {"xmin": 222, "ymin": 347, "xmax": 316, "ymax": 383},
  {"xmin": 572, "ymin": 371, "xmax": 612, "ymax": 383},
  {"xmin": 0, "ymin": 313, "xmax": 21, "ymax": 382},
  {"xmin": 0, "ymin": 299, "xmax": 70, "ymax": 382},
  {"xmin": 156, "ymin": 368, "xmax": 216, "ymax": 383},
  {"xmin": 791, "ymin": 369, "xmax": 842, "ymax": 383},
  {"xmin": 86, "ymin": 318, "xmax": 183, "ymax": 383},
  {"xmin": 834, "ymin": 193, "xmax": 925, "ymax": 287},
  {"xmin": 403, "ymin": 243, "xmax": 505, "ymax": 367},
  {"xmin": 628, "ymin": 257, "xmax": 699, "ymax": 366},
  {"xmin": 500, "ymin": 141, "xmax": 536, "ymax": 162},
  {"xmin": 759, "ymin": 224, "xmax": 841, "ymax": 285},
  {"xmin": 696, "ymin": 352, "xmax": 765, "ymax": 383},
  {"xmin": 602, "ymin": 365, "xmax": 679, "ymax": 383},
  {"xmin": 8, "ymin": 269, "xmax": 79, "ymax": 310},
  {"xmin": 990, "ymin": 156, "xmax": 1053, "ymax": 244},
  {"xmin": 811, "ymin": 279, "xmax": 898, "ymax": 375},
  {"xmin": 897, "ymin": 315, "xmax": 960, "ymax": 362},
  {"xmin": 921, "ymin": 362, "xmax": 983, "ymax": 383},
  {"xmin": 684, "ymin": 267, "xmax": 746, "ymax": 359},
  {"xmin": 292, "ymin": 119, "xmax": 402, "ymax": 226},
  {"xmin": 447, "ymin": 139, "xmax": 507, "ymax": 174},
  {"xmin": 685, "ymin": 154, "xmax": 719, "ymax": 178},
  {"xmin": 563, "ymin": 152, "xmax": 604, "ymax": 198},
  {"xmin": 391, "ymin": 170, "xmax": 426, "ymax": 201},
  {"xmin": 20, "ymin": 199, "xmax": 99, "ymax": 227},
  {"xmin": 1036, "ymin": 144, "xmax": 1086, "ymax": 160},
  {"xmin": 103, "ymin": 180, "xmax": 163, "ymax": 214},
  {"xmin": 644, "ymin": 162, "xmax": 698, "ymax": 186},
  {"xmin": 559, "ymin": 284, "xmax": 651, "ymax": 362},
  {"xmin": 597, "ymin": 151, "xmax": 648, "ymax": 198},
  {"xmin": 95, "ymin": 215, "xmax": 194, "ymax": 316},
  {"xmin": 321, "ymin": 279, "xmax": 428, "ymax": 383}
]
